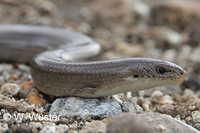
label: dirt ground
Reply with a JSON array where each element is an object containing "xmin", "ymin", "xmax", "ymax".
[{"xmin": 1, "ymin": 0, "xmax": 200, "ymax": 132}]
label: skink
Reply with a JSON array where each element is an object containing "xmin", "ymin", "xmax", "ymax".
[{"xmin": 0, "ymin": 25, "xmax": 187, "ymax": 98}]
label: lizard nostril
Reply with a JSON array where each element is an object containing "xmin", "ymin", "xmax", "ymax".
[{"xmin": 180, "ymin": 71, "xmax": 184, "ymax": 75}]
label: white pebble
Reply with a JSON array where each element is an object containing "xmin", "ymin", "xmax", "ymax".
[
  {"xmin": 151, "ymin": 90, "xmax": 163, "ymax": 98},
  {"xmin": 192, "ymin": 111, "xmax": 200, "ymax": 123},
  {"xmin": 29, "ymin": 122, "xmax": 42, "ymax": 129},
  {"xmin": 1, "ymin": 84, "xmax": 20, "ymax": 96},
  {"xmin": 0, "ymin": 123, "xmax": 8, "ymax": 132},
  {"xmin": 189, "ymin": 106, "xmax": 196, "ymax": 111},
  {"xmin": 142, "ymin": 103, "xmax": 149, "ymax": 111},
  {"xmin": 49, "ymin": 126, "xmax": 56, "ymax": 133}
]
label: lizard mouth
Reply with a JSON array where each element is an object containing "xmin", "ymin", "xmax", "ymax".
[{"xmin": 176, "ymin": 70, "xmax": 187, "ymax": 83}]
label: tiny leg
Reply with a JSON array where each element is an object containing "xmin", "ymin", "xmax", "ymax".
[{"xmin": 73, "ymin": 87, "xmax": 97, "ymax": 96}]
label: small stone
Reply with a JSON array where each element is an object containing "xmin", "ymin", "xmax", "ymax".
[
  {"xmin": 29, "ymin": 122, "xmax": 43, "ymax": 130},
  {"xmin": 137, "ymin": 112, "xmax": 199, "ymax": 133},
  {"xmin": 49, "ymin": 126, "xmax": 56, "ymax": 132},
  {"xmin": 23, "ymin": 81, "xmax": 34, "ymax": 88},
  {"xmin": 175, "ymin": 115, "xmax": 181, "ymax": 120},
  {"xmin": 192, "ymin": 111, "xmax": 200, "ymax": 123},
  {"xmin": 10, "ymin": 75, "xmax": 18, "ymax": 80},
  {"xmin": 1, "ymin": 84, "xmax": 20, "ymax": 96},
  {"xmin": 35, "ymin": 104, "xmax": 44, "ymax": 113},
  {"xmin": 164, "ymin": 29, "xmax": 182, "ymax": 45},
  {"xmin": 194, "ymin": 123, "xmax": 200, "ymax": 130},
  {"xmin": 132, "ymin": 0, "xmax": 150, "ymax": 17},
  {"xmin": 154, "ymin": 124, "xmax": 166, "ymax": 132},
  {"xmin": 80, "ymin": 120, "xmax": 106, "ymax": 133},
  {"xmin": 186, "ymin": 116, "xmax": 192, "ymax": 122},
  {"xmin": 156, "ymin": 104, "xmax": 188, "ymax": 119},
  {"xmin": 56, "ymin": 124, "xmax": 69, "ymax": 133},
  {"xmin": 0, "ymin": 123, "xmax": 8, "ymax": 133},
  {"xmin": 27, "ymin": 94, "xmax": 44, "ymax": 107},
  {"xmin": 16, "ymin": 124, "xmax": 31, "ymax": 133},
  {"xmin": 5, "ymin": 116, "xmax": 16, "ymax": 127},
  {"xmin": 184, "ymin": 89, "xmax": 196, "ymax": 95},
  {"xmin": 0, "ymin": 95, "xmax": 27, "ymax": 113},
  {"xmin": 38, "ymin": 122, "xmax": 69, "ymax": 133},
  {"xmin": 5, "ymin": 129, "xmax": 13, "ymax": 133},
  {"xmin": 189, "ymin": 106, "xmax": 196, "ymax": 111},
  {"xmin": 40, "ymin": 123, "xmax": 55, "ymax": 133},
  {"xmin": 106, "ymin": 113, "xmax": 155, "ymax": 133},
  {"xmin": 157, "ymin": 95, "xmax": 174, "ymax": 104},
  {"xmin": 151, "ymin": 90, "xmax": 163, "ymax": 98},
  {"xmin": 49, "ymin": 97, "xmax": 122, "ymax": 118},
  {"xmin": 18, "ymin": 64, "xmax": 30, "ymax": 72},
  {"xmin": 59, "ymin": 117, "xmax": 69, "ymax": 125},
  {"xmin": 176, "ymin": 94, "xmax": 200, "ymax": 114},
  {"xmin": 122, "ymin": 98, "xmax": 143, "ymax": 113},
  {"xmin": 142, "ymin": 103, "xmax": 149, "ymax": 111},
  {"xmin": 18, "ymin": 86, "xmax": 39, "ymax": 98},
  {"xmin": 2, "ymin": 71, "xmax": 11, "ymax": 81}
]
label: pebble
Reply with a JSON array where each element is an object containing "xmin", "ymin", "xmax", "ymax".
[
  {"xmin": 142, "ymin": 103, "xmax": 149, "ymax": 111},
  {"xmin": 5, "ymin": 129, "xmax": 13, "ymax": 133},
  {"xmin": 157, "ymin": 95, "xmax": 174, "ymax": 104},
  {"xmin": 189, "ymin": 106, "xmax": 196, "ymax": 111},
  {"xmin": 154, "ymin": 124, "xmax": 166, "ymax": 132},
  {"xmin": 194, "ymin": 123, "xmax": 200, "ymax": 130},
  {"xmin": 156, "ymin": 104, "xmax": 188, "ymax": 118},
  {"xmin": 122, "ymin": 98, "xmax": 143, "ymax": 113},
  {"xmin": 80, "ymin": 120, "xmax": 108, "ymax": 133},
  {"xmin": 0, "ymin": 123, "xmax": 9, "ymax": 133},
  {"xmin": 35, "ymin": 104, "xmax": 44, "ymax": 113},
  {"xmin": 49, "ymin": 97, "xmax": 122, "ymax": 119},
  {"xmin": 29, "ymin": 122, "xmax": 43, "ymax": 130},
  {"xmin": 132, "ymin": 0, "xmax": 150, "ymax": 17},
  {"xmin": 184, "ymin": 89, "xmax": 196, "ymax": 95},
  {"xmin": 106, "ymin": 113, "xmax": 155, "ymax": 133},
  {"xmin": 39, "ymin": 122, "xmax": 69, "ymax": 133},
  {"xmin": 55, "ymin": 124, "xmax": 69, "ymax": 133},
  {"xmin": 137, "ymin": 112, "xmax": 199, "ymax": 133},
  {"xmin": 164, "ymin": 29, "xmax": 182, "ymax": 45},
  {"xmin": 192, "ymin": 111, "xmax": 200, "ymax": 124},
  {"xmin": 186, "ymin": 116, "xmax": 192, "ymax": 122},
  {"xmin": 18, "ymin": 64, "xmax": 30, "ymax": 72},
  {"xmin": 0, "ymin": 95, "xmax": 27, "ymax": 113},
  {"xmin": 16, "ymin": 124, "xmax": 31, "ymax": 133},
  {"xmin": 151, "ymin": 90, "xmax": 163, "ymax": 98},
  {"xmin": 0, "ymin": 84, "xmax": 20, "ymax": 96}
]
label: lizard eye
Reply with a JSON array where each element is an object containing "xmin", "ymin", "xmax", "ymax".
[
  {"xmin": 133, "ymin": 74, "xmax": 139, "ymax": 78},
  {"xmin": 158, "ymin": 67, "xmax": 167, "ymax": 74}
]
